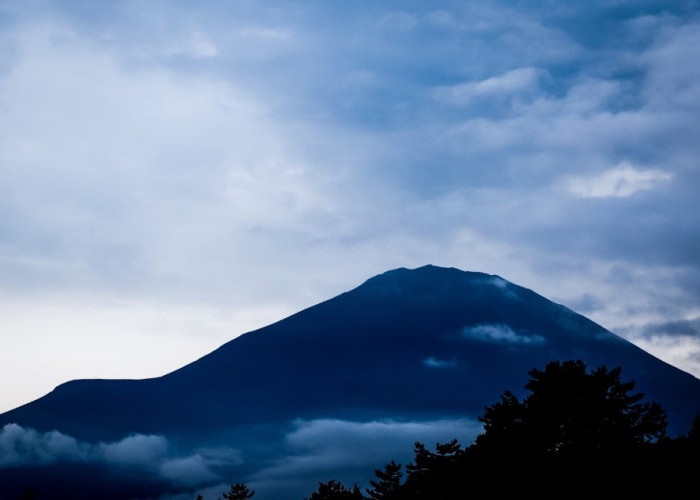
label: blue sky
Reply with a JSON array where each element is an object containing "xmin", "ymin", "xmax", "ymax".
[{"xmin": 1, "ymin": 0, "xmax": 699, "ymax": 413}]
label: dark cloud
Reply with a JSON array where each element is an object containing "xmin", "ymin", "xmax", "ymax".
[
  {"xmin": 565, "ymin": 293, "xmax": 606, "ymax": 314},
  {"xmin": 641, "ymin": 317, "xmax": 700, "ymax": 339}
]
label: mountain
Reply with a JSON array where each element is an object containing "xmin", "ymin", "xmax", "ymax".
[{"xmin": 1, "ymin": 265, "xmax": 699, "ymax": 499}]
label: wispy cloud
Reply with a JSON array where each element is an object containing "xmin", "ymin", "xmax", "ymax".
[
  {"xmin": 564, "ymin": 162, "xmax": 673, "ymax": 198},
  {"xmin": 422, "ymin": 357, "xmax": 457, "ymax": 369},
  {"xmin": 434, "ymin": 68, "xmax": 541, "ymax": 106},
  {"xmin": 641, "ymin": 317, "xmax": 700, "ymax": 338},
  {"xmin": 461, "ymin": 324, "xmax": 545, "ymax": 344}
]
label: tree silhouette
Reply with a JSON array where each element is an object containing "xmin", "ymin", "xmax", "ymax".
[
  {"xmin": 219, "ymin": 483, "xmax": 254, "ymax": 500},
  {"xmin": 474, "ymin": 359, "xmax": 668, "ymax": 456},
  {"xmin": 365, "ymin": 461, "xmax": 402, "ymax": 500},
  {"xmin": 302, "ymin": 359, "xmax": 691, "ymax": 499},
  {"xmin": 404, "ymin": 439, "xmax": 465, "ymax": 499},
  {"xmin": 305, "ymin": 479, "xmax": 364, "ymax": 500}
]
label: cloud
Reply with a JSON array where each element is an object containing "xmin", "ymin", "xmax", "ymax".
[
  {"xmin": 434, "ymin": 68, "xmax": 541, "ymax": 106},
  {"xmin": 0, "ymin": 423, "xmax": 88, "ymax": 466},
  {"xmin": 0, "ymin": 424, "xmax": 225, "ymax": 489},
  {"xmin": 97, "ymin": 434, "xmax": 169, "ymax": 467},
  {"xmin": 423, "ymin": 357, "xmax": 457, "ymax": 369},
  {"xmin": 566, "ymin": 293, "xmax": 606, "ymax": 314},
  {"xmin": 628, "ymin": 332, "xmax": 700, "ymax": 382},
  {"xmin": 248, "ymin": 418, "xmax": 482, "ymax": 499},
  {"xmin": 461, "ymin": 324, "xmax": 545, "ymax": 344},
  {"xmin": 641, "ymin": 317, "xmax": 700, "ymax": 339},
  {"xmin": 486, "ymin": 276, "xmax": 509, "ymax": 289},
  {"xmin": 564, "ymin": 162, "xmax": 673, "ymax": 198},
  {"xmin": 159, "ymin": 455, "xmax": 220, "ymax": 487},
  {"xmin": 471, "ymin": 275, "xmax": 521, "ymax": 300},
  {"xmin": 642, "ymin": 19, "xmax": 700, "ymax": 111}
]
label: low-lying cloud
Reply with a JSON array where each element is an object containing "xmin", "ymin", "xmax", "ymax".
[
  {"xmin": 0, "ymin": 424, "xmax": 224, "ymax": 488},
  {"xmin": 461, "ymin": 323, "xmax": 545, "ymax": 344},
  {"xmin": 248, "ymin": 418, "xmax": 482, "ymax": 499},
  {"xmin": 422, "ymin": 357, "xmax": 458, "ymax": 369},
  {"xmin": 0, "ymin": 424, "xmax": 88, "ymax": 467}
]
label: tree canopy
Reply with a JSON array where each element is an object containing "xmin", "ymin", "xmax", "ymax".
[
  {"xmin": 474, "ymin": 359, "xmax": 668, "ymax": 456},
  {"xmin": 213, "ymin": 359, "xmax": 697, "ymax": 500},
  {"xmin": 219, "ymin": 483, "xmax": 254, "ymax": 500},
  {"xmin": 305, "ymin": 480, "xmax": 363, "ymax": 500}
]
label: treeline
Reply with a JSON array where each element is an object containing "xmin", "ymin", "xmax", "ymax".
[{"xmin": 217, "ymin": 359, "xmax": 700, "ymax": 500}]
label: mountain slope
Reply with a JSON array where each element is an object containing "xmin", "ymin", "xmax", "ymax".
[{"xmin": 1, "ymin": 265, "xmax": 699, "ymax": 498}]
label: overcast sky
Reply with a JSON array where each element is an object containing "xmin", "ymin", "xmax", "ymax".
[{"xmin": 1, "ymin": 0, "xmax": 699, "ymax": 413}]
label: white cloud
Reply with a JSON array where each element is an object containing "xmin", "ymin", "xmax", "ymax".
[
  {"xmin": 0, "ymin": 423, "xmax": 88, "ymax": 466},
  {"xmin": 434, "ymin": 67, "xmax": 541, "ymax": 105},
  {"xmin": 181, "ymin": 31, "xmax": 219, "ymax": 58},
  {"xmin": 260, "ymin": 418, "xmax": 481, "ymax": 477},
  {"xmin": 642, "ymin": 20, "xmax": 700, "ymax": 111},
  {"xmin": 471, "ymin": 275, "xmax": 521, "ymax": 300},
  {"xmin": 461, "ymin": 324, "xmax": 545, "ymax": 344},
  {"xmin": 565, "ymin": 162, "xmax": 673, "ymax": 198},
  {"xmin": 423, "ymin": 357, "xmax": 457, "ymax": 368},
  {"xmin": 248, "ymin": 418, "xmax": 482, "ymax": 498},
  {"xmin": 487, "ymin": 276, "xmax": 509, "ymax": 289},
  {"xmin": 97, "ymin": 434, "xmax": 169, "ymax": 467},
  {"xmin": 160, "ymin": 455, "xmax": 220, "ymax": 487},
  {"xmin": 239, "ymin": 27, "xmax": 293, "ymax": 41},
  {"xmin": 0, "ymin": 424, "xmax": 226, "ymax": 488},
  {"xmin": 625, "ymin": 332, "xmax": 700, "ymax": 382}
]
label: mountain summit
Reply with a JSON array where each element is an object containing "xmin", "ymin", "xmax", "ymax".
[{"xmin": 1, "ymin": 265, "xmax": 699, "ymax": 499}]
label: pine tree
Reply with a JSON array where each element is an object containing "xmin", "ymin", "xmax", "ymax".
[
  {"xmin": 220, "ymin": 483, "xmax": 255, "ymax": 500},
  {"xmin": 365, "ymin": 461, "xmax": 402, "ymax": 500},
  {"xmin": 475, "ymin": 359, "xmax": 668, "ymax": 456},
  {"xmin": 305, "ymin": 479, "xmax": 364, "ymax": 500}
]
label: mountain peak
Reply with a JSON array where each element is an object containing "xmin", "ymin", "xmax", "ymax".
[
  {"xmin": 353, "ymin": 265, "xmax": 523, "ymax": 309},
  {"xmin": 361, "ymin": 264, "xmax": 504, "ymax": 291}
]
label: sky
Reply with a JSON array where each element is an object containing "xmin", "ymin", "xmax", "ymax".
[{"xmin": 0, "ymin": 0, "xmax": 699, "ymax": 414}]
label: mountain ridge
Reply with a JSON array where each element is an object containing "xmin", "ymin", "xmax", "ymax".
[{"xmin": 5, "ymin": 265, "xmax": 696, "ymax": 435}]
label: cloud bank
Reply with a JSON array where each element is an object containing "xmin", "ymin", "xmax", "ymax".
[
  {"xmin": 0, "ymin": 424, "xmax": 223, "ymax": 489},
  {"xmin": 248, "ymin": 418, "xmax": 482, "ymax": 499}
]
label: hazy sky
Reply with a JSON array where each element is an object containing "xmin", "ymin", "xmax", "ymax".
[{"xmin": 1, "ymin": 0, "xmax": 699, "ymax": 413}]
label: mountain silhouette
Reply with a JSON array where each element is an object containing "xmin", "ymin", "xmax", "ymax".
[{"xmin": 1, "ymin": 265, "xmax": 699, "ymax": 499}]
